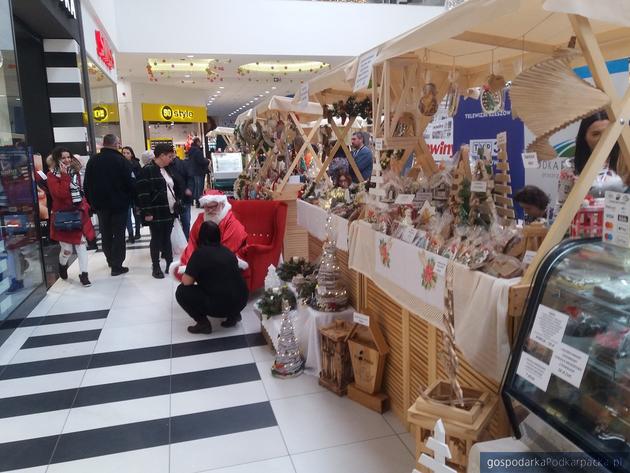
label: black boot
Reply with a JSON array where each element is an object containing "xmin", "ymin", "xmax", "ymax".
[
  {"xmin": 79, "ymin": 272, "xmax": 91, "ymax": 287},
  {"xmin": 59, "ymin": 262, "xmax": 68, "ymax": 280},
  {"xmin": 187, "ymin": 320, "xmax": 212, "ymax": 334},
  {"xmin": 165, "ymin": 260, "xmax": 172, "ymax": 275},
  {"xmin": 221, "ymin": 313, "xmax": 242, "ymax": 328},
  {"xmin": 152, "ymin": 264, "xmax": 165, "ymax": 279}
]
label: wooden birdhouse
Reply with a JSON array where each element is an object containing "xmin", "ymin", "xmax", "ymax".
[
  {"xmin": 345, "ymin": 313, "xmax": 390, "ymax": 413},
  {"xmin": 319, "ymin": 320, "xmax": 354, "ymax": 396}
]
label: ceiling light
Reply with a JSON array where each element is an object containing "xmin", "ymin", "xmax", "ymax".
[
  {"xmin": 187, "ymin": 55, "xmax": 195, "ymax": 58},
  {"xmin": 239, "ymin": 60, "xmax": 328, "ymax": 74},
  {"xmin": 148, "ymin": 58, "xmax": 216, "ymax": 73},
  {"xmin": 272, "ymin": 86, "xmax": 277, "ymax": 90},
  {"xmin": 219, "ymin": 86, "xmax": 225, "ymax": 89},
  {"xmin": 265, "ymin": 91, "xmax": 270, "ymax": 94},
  {"xmin": 184, "ymin": 74, "xmax": 191, "ymax": 78}
]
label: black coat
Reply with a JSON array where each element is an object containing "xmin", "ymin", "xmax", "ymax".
[
  {"xmin": 126, "ymin": 157, "xmax": 143, "ymax": 204},
  {"xmin": 188, "ymin": 144, "xmax": 209, "ymax": 176},
  {"xmin": 136, "ymin": 163, "xmax": 182, "ymax": 224},
  {"xmin": 84, "ymin": 147, "xmax": 134, "ymax": 212},
  {"xmin": 168, "ymin": 158, "xmax": 194, "ymax": 204}
]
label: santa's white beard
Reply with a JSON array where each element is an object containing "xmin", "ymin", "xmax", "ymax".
[{"xmin": 204, "ymin": 213, "xmax": 223, "ymax": 224}]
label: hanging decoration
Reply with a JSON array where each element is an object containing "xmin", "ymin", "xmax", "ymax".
[
  {"xmin": 324, "ymin": 96, "xmax": 373, "ymax": 124},
  {"xmin": 479, "ymin": 74, "xmax": 505, "ymax": 114},
  {"xmin": 444, "ymin": 70, "xmax": 461, "ymax": 118}
]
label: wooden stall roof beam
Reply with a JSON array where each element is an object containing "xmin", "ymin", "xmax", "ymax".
[
  {"xmin": 277, "ymin": 114, "xmax": 322, "ymax": 192},
  {"xmin": 315, "ymin": 117, "xmax": 357, "ymax": 183},
  {"xmin": 453, "ymin": 31, "xmax": 558, "ymax": 55}
]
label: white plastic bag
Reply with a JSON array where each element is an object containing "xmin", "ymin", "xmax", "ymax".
[{"xmin": 171, "ymin": 218, "xmax": 187, "ymax": 256}]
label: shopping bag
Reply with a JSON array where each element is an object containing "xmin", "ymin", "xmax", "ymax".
[{"xmin": 171, "ymin": 218, "xmax": 187, "ymax": 256}]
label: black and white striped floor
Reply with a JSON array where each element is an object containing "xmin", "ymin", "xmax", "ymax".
[{"xmin": 0, "ymin": 228, "xmax": 415, "ymax": 473}]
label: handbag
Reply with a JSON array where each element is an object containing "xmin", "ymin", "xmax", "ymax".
[{"xmin": 54, "ymin": 210, "xmax": 82, "ymax": 232}]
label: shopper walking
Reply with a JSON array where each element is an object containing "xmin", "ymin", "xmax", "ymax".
[
  {"xmin": 122, "ymin": 146, "xmax": 142, "ymax": 243},
  {"xmin": 84, "ymin": 134, "xmax": 134, "ymax": 276},
  {"xmin": 136, "ymin": 143, "xmax": 182, "ymax": 279},
  {"xmin": 187, "ymin": 137, "xmax": 209, "ymax": 207},
  {"xmin": 350, "ymin": 132, "xmax": 373, "ymax": 182},
  {"xmin": 175, "ymin": 221, "xmax": 248, "ymax": 334},
  {"xmin": 168, "ymin": 154, "xmax": 194, "ymax": 240},
  {"xmin": 48, "ymin": 147, "xmax": 96, "ymax": 286}
]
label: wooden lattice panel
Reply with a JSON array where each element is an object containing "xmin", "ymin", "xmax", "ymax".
[
  {"xmin": 283, "ymin": 199, "xmax": 309, "ymax": 260},
  {"xmin": 364, "ymin": 279, "xmax": 405, "ymax": 418},
  {"xmin": 409, "ymin": 315, "xmax": 431, "ymax": 402},
  {"xmin": 307, "ymin": 235, "xmax": 361, "ymax": 309}
]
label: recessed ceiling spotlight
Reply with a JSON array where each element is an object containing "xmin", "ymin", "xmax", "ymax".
[
  {"xmin": 185, "ymin": 74, "xmax": 191, "ymax": 78},
  {"xmin": 265, "ymin": 91, "xmax": 270, "ymax": 94},
  {"xmin": 187, "ymin": 55, "xmax": 195, "ymax": 58},
  {"xmin": 219, "ymin": 86, "xmax": 225, "ymax": 89},
  {"xmin": 271, "ymin": 86, "xmax": 277, "ymax": 90}
]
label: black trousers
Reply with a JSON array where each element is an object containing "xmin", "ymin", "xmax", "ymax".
[
  {"xmin": 97, "ymin": 209, "xmax": 127, "ymax": 269},
  {"xmin": 176, "ymin": 284, "xmax": 243, "ymax": 323},
  {"xmin": 149, "ymin": 220, "xmax": 174, "ymax": 266}
]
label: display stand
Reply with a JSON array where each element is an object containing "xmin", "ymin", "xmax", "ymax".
[
  {"xmin": 206, "ymin": 126, "xmax": 236, "ymax": 150},
  {"xmin": 493, "ymin": 132, "xmax": 515, "ymax": 222}
]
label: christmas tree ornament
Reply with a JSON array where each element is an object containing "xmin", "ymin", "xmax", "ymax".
[
  {"xmin": 264, "ymin": 264, "xmax": 282, "ymax": 290},
  {"xmin": 314, "ymin": 214, "xmax": 348, "ymax": 312},
  {"xmin": 272, "ymin": 299, "xmax": 304, "ymax": 378}
]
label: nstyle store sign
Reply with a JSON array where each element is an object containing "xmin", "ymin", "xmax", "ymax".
[
  {"xmin": 56, "ymin": 0, "xmax": 76, "ymax": 19},
  {"xmin": 92, "ymin": 103, "xmax": 119, "ymax": 123},
  {"xmin": 142, "ymin": 104, "xmax": 208, "ymax": 123},
  {"xmin": 95, "ymin": 31, "xmax": 115, "ymax": 71}
]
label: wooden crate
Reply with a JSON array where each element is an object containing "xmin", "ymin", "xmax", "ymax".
[{"xmin": 308, "ymin": 234, "xmax": 361, "ymax": 309}]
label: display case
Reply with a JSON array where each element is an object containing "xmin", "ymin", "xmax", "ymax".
[{"xmin": 503, "ymin": 239, "xmax": 630, "ymax": 472}]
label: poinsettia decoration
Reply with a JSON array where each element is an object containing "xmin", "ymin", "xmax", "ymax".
[
  {"xmin": 379, "ymin": 238, "xmax": 392, "ymax": 268},
  {"xmin": 421, "ymin": 257, "xmax": 438, "ymax": 290}
]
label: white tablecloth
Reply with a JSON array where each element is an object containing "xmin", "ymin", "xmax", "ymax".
[
  {"xmin": 260, "ymin": 303, "xmax": 355, "ymax": 375},
  {"xmin": 297, "ymin": 200, "xmax": 350, "ymax": 252}
]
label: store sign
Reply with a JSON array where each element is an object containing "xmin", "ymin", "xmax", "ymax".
[
  {"xmin": 92, "ymin": 103, "xmax": 119, "ymax": 123},
  {"xmin": 57, "ymin": 0, "xmax": 76, "ymax": 19},
  {"xmin": 142, "ymin": 103, "xmax": 208, "ymax": 123},
  {"xmin": 354, "ymin": 48, "xmax": 378, "ymax": 92},
  {"xmin": 95, "ymin": 31, "xmax": 115, "ymax": 71}
]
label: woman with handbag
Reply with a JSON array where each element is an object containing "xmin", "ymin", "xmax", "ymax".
[
  {"xmin": 136, "ymin": 143, "xmax": 183, "ymax": 279},
  {"xmin": 48, "ymin": 147, "xmax": 96, "ymax": 287}
]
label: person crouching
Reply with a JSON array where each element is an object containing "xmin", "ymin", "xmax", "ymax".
[{"xmin": 175, "ymin": 221, "xmax": 248, "ymax": 334}]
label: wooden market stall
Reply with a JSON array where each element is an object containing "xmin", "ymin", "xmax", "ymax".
[
  {"xmin": 206, "ymin": 126, "xmax": 236, "ymax": 150},
  {"xmin": 300, "ymin": 0, "xmax": 630, "ymax": 469}
]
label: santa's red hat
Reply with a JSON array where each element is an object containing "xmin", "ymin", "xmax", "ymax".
[{"xmin": 199, "ymin": 189, "xmax": 228, "ymax": 207}]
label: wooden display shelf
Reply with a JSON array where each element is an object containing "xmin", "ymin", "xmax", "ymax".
[{"xmin": 273, "ymin": 184, "xmax": 308, "ymax": 260}]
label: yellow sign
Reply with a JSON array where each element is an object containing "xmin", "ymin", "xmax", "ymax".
[
  {"xmin": 142, "ymin": 103, "xmax": 207, "ymax": 123},
  {"xmin": 92, "ymin": 103, "xmax": 119, "ymax": 123}
]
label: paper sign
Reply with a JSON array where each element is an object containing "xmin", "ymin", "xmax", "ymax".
[
  {"xmin": 522, "ymin": 152, "xmax": 540, "ymax": 169},
  {"xmin": 550, "ymin": 343, "xmax": 589, "ymax": 388},
  {"xmin": 523, "ymin": 250, "xmax": 536, "ymax": 265},
  {"xmin": 354, "ymin": 48, "xmax": 379, "ymax": 92},
  {"xmin": 395, "ymin": 194, "xmax": 415, "ymax": 205},
  {"xmin": 374, "ymin": 138, "xmax": 384, "ymax": 151},
  {"xmin": 288, "ymin": 175, "xmax": 302, "ymax": 184},
  {"xmin": 517, "ymin": 352, "xmax": 552, "ymax": 392},
  {"xmin": 400, "ymin": 226, "xmax": 418, "ymax": 244},
  {"xmin": 496, "ymin": 131, "xmax": 507, "ymax": 146},
  {"xmin": 297, "ymin": 83, "xmax": 309, "ymax": 108},
  {"xmin": 470, "ymin": 180, "xmax": 488, "ymax": 193},
  {"xmin": 470, "ymin": 139, "xmax": 496, "ymax": 161},
  {"xmin": 369, "ymin": 187, "xmax": 386, "ymax": 197},
  {"xmin": 434, "ymin": 255, "xmax": 448, "ymax": 277},
  {"xmin": 530, "ymin": 305, "xmax": 569, "ymax": 351},
  {"xmin": 371, "ymin": 175, "xmax": 384, "ymax": 184},
  {"xmin": 603, "ymin": 191, "xmax": 630, "ymax": 248},
  {"xmin": 353, "ymin": 312, "xmax": 370, "ymax": 327}
]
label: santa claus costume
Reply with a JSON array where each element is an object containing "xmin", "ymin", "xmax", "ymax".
[{"xmin": 172, "ymin": 190, "xmax": 248, "ymax": 279}]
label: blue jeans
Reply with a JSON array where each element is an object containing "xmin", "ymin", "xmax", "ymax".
[{"xmin": 180, "ymin": 204, "xmax": 191, "ymax": 240}]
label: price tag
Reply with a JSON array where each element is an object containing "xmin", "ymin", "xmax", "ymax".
[
  {"xmin": 496, "ymin": 131, "xmax": 507, "ymax": 146},
  {"xmin": 354, "ymin": 48, "xmax": 379, "ymax": 92},
  {"xmin": 374, "ymin": 138, "xmax": 384, "ymax": 151},
  {"xmin": 394, "ymin": 194, "xmax": 415, "ymax": 205},
  {"xmin": 371, "ymin": 175, "xmax": 384, "ymax": 184},
  {"xmin": 523, "ymin": 250, "xmax": 537, "ymax": 265},
  {"xmin": 434, "ymin": 255, "xmax": 448, "ymax": 276},
  {"xmin": 353, "ymin": 312, "xmax": 370, "ymax": 327},
  {"xmin": 470, "ymin": 180, "xmax": 488, "ymax": 193},
  {"xmin": 522, "ymin": 152, "xmax": 539, "ymax": 169},
  {"xmin": 298, "ymin": 83, "xmax": 309, "ymax": 108},
  {"xmin": 400, "ymin": 226, "xmax": 418, "ymax": 244}
]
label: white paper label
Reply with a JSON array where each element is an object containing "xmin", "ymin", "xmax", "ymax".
[
  {"xmin": 395, "ymin": 194, "xmax": 415, "ymax": 205},
  {"xmin": 523, "ymin": 250, "xmax": 536, "ymax": 265},
  {"xmin": 353, "ymin": 312, "xmax": 370, "ymax": 327},
  {"xmin": 369, "ymin": 188, "xmax": 386, "ymax": 197},
  {"xmin": 400, "ymin": 226, "xmax": 418, "ymax": 244},
  {"xmin": 434, "ymin": 255, "xmax": 448, "ymax": 277},
  {"xmin": 470, "ymin": 180, "xmax": 488, "ymax": 193},
  {"xmin": 530, "ymin": 305, "xmax": 569, "ymax": 351},
  {"xmin": 374, "ymin": 138, "xmax": 384, "ymax": 151},
  {"xmin": 604, "ymin": 191, "xmax": 630, "ymax": 248},
  {"xmin": 522, "ymin": 152, "xmax": 540, "ymax": 169},
  {"xmin": 517, "ymin": 351, "xmax": 552, "ymax": 392},
  {"xmin": 298, "ymin": 83, "xmax": 309, "ymax": 108},
  {"xmin": 496, "ymin": 131, "xmax": 507, "ymax": 146},
  {"xmin": 371, "ymin": 175, "xmax": 384, "ymax": 184},
  {"xmin": 288, "ymin": 175, "xmax": 301, "ymax": 184},
  {"xmin": 550, "ymin": 343, "xmax": 589, "ymax": 388},
  {"xmin": 354, "ymin": 48, "xmax": 379, "ymax": 92}
]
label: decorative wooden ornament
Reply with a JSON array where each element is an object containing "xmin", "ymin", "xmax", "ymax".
[
  {"xmin": 420, "ymin": 83, "xmax": 439, "ymax": 117},
  {"xmin": 493, "ymin": 132, "xmax": 515, "ymax": 221},
  {"xmin": 510, "ymin": 50, "xmax": 611, "ymax": 160},
  {"xmin": 319, "ymin": 320, "xmax": 354, "ymax": 396}
]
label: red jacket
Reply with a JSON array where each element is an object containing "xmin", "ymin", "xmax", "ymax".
[{"xmin": 47, "ymin": 172, "xmax": 95, "ymax": 245}]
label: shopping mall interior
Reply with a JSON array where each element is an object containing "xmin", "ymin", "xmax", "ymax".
[{"xmin": 0, "ymin": 0, "xmax": 630, "ymax": 472}]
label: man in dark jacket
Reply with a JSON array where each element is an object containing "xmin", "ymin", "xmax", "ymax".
[
  {"xmin": 187, "ymin": 137, "xmax": 209, "ymax": 207},
  {"xmin": 84, "ymin": 134, "xmax": 134, "ymax": 276},
  {"xmin": 168, "ymin": 156, "xmax": 194, "ymax": 240}
]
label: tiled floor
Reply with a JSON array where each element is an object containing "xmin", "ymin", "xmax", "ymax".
[{"xmin": 0, "ymin": 229, "xmax": 415, "ymax": 472}]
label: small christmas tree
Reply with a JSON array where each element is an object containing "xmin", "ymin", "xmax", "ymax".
[
  {"xmin": 271, "ymin": 299, "xmax": 304, "ymax": 378},
  {"xmin": 314, "ymin": 213, "xmax": 348, "ymax": 312}
]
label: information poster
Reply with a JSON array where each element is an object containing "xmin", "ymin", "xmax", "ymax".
[{"xmin": 603, "ymin": 191, "xmax": 630, "ymax": 248}]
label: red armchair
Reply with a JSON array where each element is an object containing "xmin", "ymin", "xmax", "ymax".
[{"xmin": 230, "ymin": 200, "xmax": 288, "ymax": 292}]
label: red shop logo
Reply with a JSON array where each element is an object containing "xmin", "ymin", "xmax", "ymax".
[{"xmin": 95, "ymin": 30, "xmax": 115, "ymax": 71}]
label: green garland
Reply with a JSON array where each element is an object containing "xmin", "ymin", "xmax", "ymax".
[
  {"xmin": 277, "ymin": 258, "xmax": 317, "ymax": 282},
  {"xmin": 257, "ymin": 286, "xmax": 297, "ymax": 318}
]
